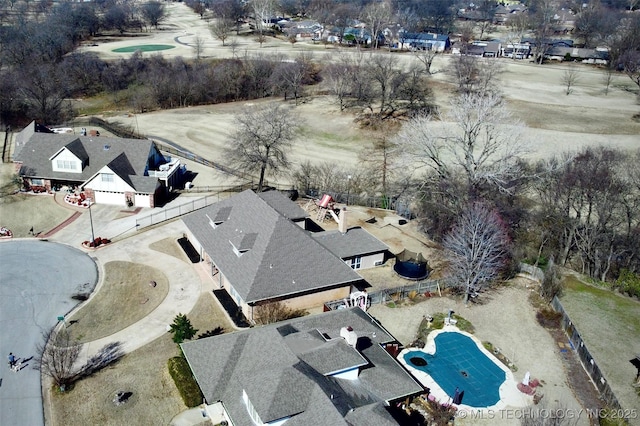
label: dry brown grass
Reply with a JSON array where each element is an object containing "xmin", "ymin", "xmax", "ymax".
[
  {"xmin": 49, "ymin": 333, "xmax": 184, "ymax": 426},
  {"xmin": 51, "ymin": 238, "xmax": 233, "ymax": 425},
  {"xmin": 68, "ymin": 261, "xmax": 169, "ymax": 343},
  {"xmin": 0, "ymin": 192, "xmax": 72, "ymax": 238},
  {"xmin": 149, "ymin": 236, "xmax": 190, "ymax": 263}
]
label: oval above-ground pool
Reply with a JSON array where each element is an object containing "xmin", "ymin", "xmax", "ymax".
[
  {"xmin": 112, "ymin": 44, "xmax": 175, "ymax": 53},
  {"xmin": 403, "ymin": 331, "xmax": 507, "ymax": 408}
]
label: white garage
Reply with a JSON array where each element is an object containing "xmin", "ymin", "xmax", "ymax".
[
  {"xmin": 134, "ymin": 193, "xmax": 151, "ymax": 208},
  {"xmin": 94, "ymin": 191, "xmax": 125, "ymax": 205}
]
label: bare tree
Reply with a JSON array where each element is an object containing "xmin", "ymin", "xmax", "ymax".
[
  {"xmin": 35, "ymin": 327, "xmax": 81, "ymax": 389},
  {"xmin": 225, "ymin": 103, "xmax": 301, "ymax": 191},
  {"xmin": 361, "ymin": 1, "xmax": 390, "ymax": 49},
  {"xmin": 540, "ymin": 256, "xmax": 562, "ymax": 301},
  {"xmin": 474, "ymin": 0, "xmax": 497, "ymax": 40},
  {"xmin": 193, "ymin": 35, "xmax": 205, "ymax": 60},
  {"xmin": 413, "ymin": 47, "xmax": 440, "ymax": 75},
  {"xmin": 395, "ymin": 92, "xmax": 527, "ymax": 198},
  {"xmin": 210, "ymin": 17, "xmax": 234, "ymax": 46},
  {"xmin": 251, "ymin": 0, "xmax": 276, "ymax": 47},
  {"xmin": 561, "ymin": 64, "xmax": 580, "ymax": 95},
  {"xmin": 140, "ymin": 1, "xmax": 167, "ymax": 29},
  {"xmin": 530, "ymin": 0, "xmax": 556, "ymax": 64},
  {"xmin": 601, "ymin": 67, "xmax": 614, "ymax": 95},
  {"xmin": 619, "ymin": 49, "xmax": 640, "ymax": 94},
  {"xmin": 358, "ymin": 120, "xmax": 402, "ymax": 201},
  {"xmin": 444, "ymin": 202, "xmax": 511, "ymax": 303},
  {"xmin": 450, "ymin": 55, "xmax": 503, "ymax": 95}
]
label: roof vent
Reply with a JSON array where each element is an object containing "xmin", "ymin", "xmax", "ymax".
[{"xmin": 340, "ymin": 326, "xmax": 358, "ymax": 347}]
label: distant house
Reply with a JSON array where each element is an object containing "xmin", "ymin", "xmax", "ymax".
[
  {"xmin": 181, "ymin": 307, "xmax": 424, "ymax": 425},
  {"xmin": 398, "ymin": 32, "xmax": 450, "ymax": 52},
  {"xmin": 545, "ymin": 46, "xmax": 608, "ymax": 64},
  {"xmin": 343, "ymin": 27, "xmax": 385, "ymax": 46},
  {"xmin": 181, "ymin": 190, "xmax": 389, "ymax": 323},
  {"xmin": 281, "ymin": 20, "xmax": 324, "ymax": 40},
  {"xmin": 471, "ymin": 41, "xmax": 502, "ymax": 57},
  {"xmin": 12, "ymin": 121, "xmax": 184, "ymax": 207}
]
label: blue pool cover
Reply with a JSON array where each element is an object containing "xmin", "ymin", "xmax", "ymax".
[{"xmin": 403, "ymin": 332, "xmax": 506, "ymax": 407}]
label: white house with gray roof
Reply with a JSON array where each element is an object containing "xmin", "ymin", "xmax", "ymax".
[
  {"xmin": 12, "ymin": 121, "xmax": 183, "ymax": 207},
  {"xmin": 181, "ymin": 190, "xmax": 389, "ymax": 322},
  {"xmin": 181, "ymin": 307, "xmax": 424, "ymax": 426}
]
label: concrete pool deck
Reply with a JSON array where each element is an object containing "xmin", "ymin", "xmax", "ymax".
[{"xmin": 398, "ymin": 325, "xmax": 532, "ymax": 414}]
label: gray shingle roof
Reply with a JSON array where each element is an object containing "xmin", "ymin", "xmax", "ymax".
[
  {"xmin": 258, "ymin": 190, "xmax": 309, "ymax": 220},
  {"xmin": 181, "ymin": 308, "xmax": 423, "ymax": 425},
  {"xmin": 312, "ymin": 227, "xmax": 389, "ymax": 259},
  {"xmin": 13, "ymin": 130, "xmax": 159, "ymax": 193},
  {"xmin": 181, "ymin": 190, "xmax": 362, "ymax": 303}
]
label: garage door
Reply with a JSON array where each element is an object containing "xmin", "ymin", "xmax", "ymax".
[
  {"xmin": 134, "ymin": 194, "xmax": 151, "ymax": 208},
  {"xmin": 94, "ymin": 191, "xmax": 125, "ymax": 205}
]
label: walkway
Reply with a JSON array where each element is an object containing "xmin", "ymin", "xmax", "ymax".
[{"xmin": 72, "ymin": 220, "xmax": 203, "ymax": 363}]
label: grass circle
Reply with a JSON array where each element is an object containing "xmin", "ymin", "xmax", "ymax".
[{"xmin": 112, "ymin": 44, "xmax": 175, "ymax": 53}]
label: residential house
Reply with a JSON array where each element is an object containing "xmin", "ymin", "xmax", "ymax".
[
  {"xmin": 281, "ymin": 20, "xmax": 324, "ymax": 40},
  {"xmin": 471, "ymin": 41, "xmax": 502, "ymax": 57},
  {"xmin": 13, "ymin": 121, "xmax": 184, "ymax": 207},
  {"xmin": 545, "ymin": 46, "xmax": 608, "ymax": 64},
  {"xmin": 181, "ymin": 190, "xmax": 389, "ymax": 322},
  {"xmin": 398, "ymin": 32, "xmax": 450, "ymax": 52},
  {"xmin": 181, "ymin": 307, "xmax": 424, "ymax": 425}
]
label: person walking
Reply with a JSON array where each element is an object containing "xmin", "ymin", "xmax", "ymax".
[{"xmin": 8, "ymin": 352, "xmax": 16, "ymax": 368}]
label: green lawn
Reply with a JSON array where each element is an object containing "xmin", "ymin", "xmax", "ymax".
[{"xmin": 560, "ymin": 276, "xmax": 640, "ymax": 416}]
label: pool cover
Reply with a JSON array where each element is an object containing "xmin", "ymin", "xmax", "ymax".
[{"xmin": 403, "ymin": 331, "xmax": 506, "ymax": 407}]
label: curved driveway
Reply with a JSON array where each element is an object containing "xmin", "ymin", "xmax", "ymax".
[{"xmin": 0, "ymin": 240, "xmax": 98, "ymax": 426}]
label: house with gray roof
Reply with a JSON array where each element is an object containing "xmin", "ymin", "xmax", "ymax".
[
  {"xmin": 181, "ymin": 307, "xmax": 424, "ymax": 426},
  {"xmin": 397, "ymin": 32, "xmax": 450, "ymax": 52},
  {"xmin": 181, "ymin": 190, "xmax": 389, "ymax": 322},
  {"xmin": 12, "ymin": 121, "xmax": 184, "ymax": 207},
  {"xmin": 312, "ymin": 227, "xmax": 389, "ymax": 270}
]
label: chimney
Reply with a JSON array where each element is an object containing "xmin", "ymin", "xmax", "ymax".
[{"xmin": 339, "ymin": 207, "xmax": 347, "ymax": 234}]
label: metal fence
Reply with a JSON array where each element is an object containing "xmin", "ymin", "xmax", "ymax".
[
  {"xmin": 551, "ymin": 296, "xmax": 625, "ymax": 413},
  {"xmin": 135, "ymin": 192, "xmax": 228, "ymax": 229},
  {"xmin": 324, "ymin": 279, "xmax": 446, "ymax": 311},
  {"xmin": 154, "ymin": 141, "xmax": 253, "ymax": 181}
]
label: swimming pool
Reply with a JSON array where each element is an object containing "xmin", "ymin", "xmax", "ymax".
[{"xmin": 402, "ymin": 331, "xmax": 507, "ymax": 408}]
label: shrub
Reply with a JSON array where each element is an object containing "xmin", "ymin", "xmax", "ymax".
[
  {"xmin": 167, "ymin": 356, "xmax": 202, "ymax": 408},
  {"xmin": 169, "ymin": 314, "xmax": 198, "ymax": 344},
  {"xmin": 253, "ymin": 302, "xmax": 307, "ymax": 325},
  {"xmin": 536, "ymin": 308, "xmax": 562, "ymax": 329},
  {"xmin": 613, "ymin": 269, "xmax": 640, "ymax": 298}
]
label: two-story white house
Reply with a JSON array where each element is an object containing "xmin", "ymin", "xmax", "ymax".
[{"xmin": 13, "ymin": 121, "xmax": 184, "ymax": 208}]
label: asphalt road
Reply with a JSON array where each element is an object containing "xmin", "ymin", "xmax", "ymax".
[{"xmin": 0, "ymin": 240, "xmax": 98, "ymax": 426}]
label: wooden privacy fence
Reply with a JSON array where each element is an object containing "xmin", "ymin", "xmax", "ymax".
[{"xmin": 551, "ymin": 296, "xmax": 625, "ymax": 414}]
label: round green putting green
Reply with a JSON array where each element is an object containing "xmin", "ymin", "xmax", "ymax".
[{"xmin": 112, "ymin": 44, "xmax": 176, "ymax": 53}]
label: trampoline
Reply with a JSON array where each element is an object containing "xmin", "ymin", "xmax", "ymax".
[
  {"xmin": 394, "ymin": 249, "xmax": 430, "ymax": 280},
  {"xmin": 403, "ymin": 331, "xmax": 506, "ymax": 408}
]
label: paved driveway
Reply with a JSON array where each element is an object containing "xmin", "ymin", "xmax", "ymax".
[{"xmin": 0, "ymin": 240, "xmax": 98, "ymax": 426}]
